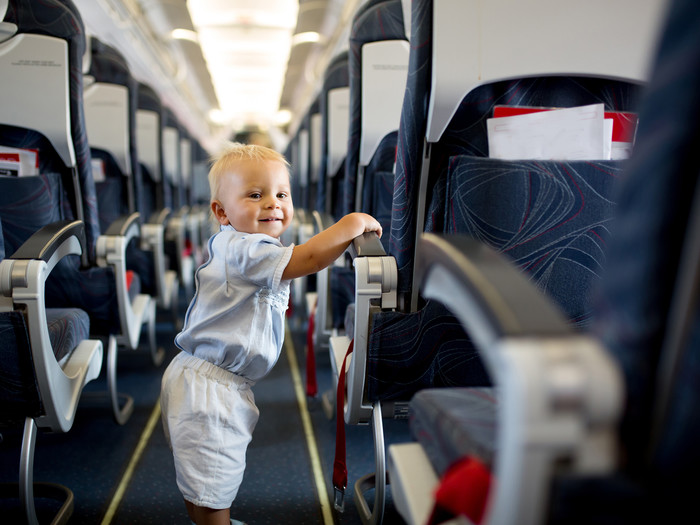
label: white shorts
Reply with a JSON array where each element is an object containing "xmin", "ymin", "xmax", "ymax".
[{"xmin": 161, "ymin": 352, "xmax": 259, "ymax": 509}]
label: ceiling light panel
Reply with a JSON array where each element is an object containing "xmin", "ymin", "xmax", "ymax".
[{"xmin": 187, "ymin": 0, "xmax": 299, "ymax": 127}]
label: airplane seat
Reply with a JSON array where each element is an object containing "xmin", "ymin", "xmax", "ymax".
[
  {"xmin": 135, "ymin": 82, "xmax": 180, "ymax": 322},
  {"xmin": 309, "ymin": 51, "xmax": 350, "ymax": 359},
  {"xmin": 287, "ymin": 116, "xmax": 315, "ymax": 323},
  {"xmin": 191, "ymin": 140, "xmax": 213, "ymax": 261},
  {"xmin": 85, "ymin": 37, "xmax": 137, "ymax": 222},
  {"xmin": 307, "ymin": 97, "xmax": 322, "ymax": 220},
  {"xmin": 0, "ymin": 218, "xmax": 103, "ymax": 524},
  {"xmin": 323, "ymin": 129, "xmax": 397, "ymax": 364},
  {"xmin": 84, "ymin": 36, "xmax": 159, "ymax": 299},
  {"xmin": 374, "ymin": 76, "xmax": 644, "ymax": 402},
  {"xmin": 298, "ymin": 100, "xmax": 324, "ymax": 323},
  {"xmin": 324, "ymin": 0, "xmax": 408, "ymax": 335},
  {"xmin": 343, "ymin": 0, "xmax": 407, "ymax": 217},
  {"xmin": 391, "ymin": 0, "xmax": 697, "ymax": 520},
  {"xmin": 331, "ymin": 0, "xmax": 666, "ymax": 522},
  {"xmin": 136, "ymin": 82, "xmax": 166, "ymax": 220},
  {"xmin": 0, "ymin": 0, "xmax": 157, "ymax": 425},
  {"xmin": 179, "ymin": 128, "xmax": 204, "ymax": 277},
  {"xmin": 327, "ymin": 2, "xmax": 406, "ymax": 340},
  {"xmin": 162, "ymin": 108, "xmax": 194, "ymax": 299},
  {"xmin": 0, "ymin": 0, "xmax": 100, "ymax": 258},
  {"xmin": 319, "ymin": 52, "xmax": 350, "ymax": 224}
]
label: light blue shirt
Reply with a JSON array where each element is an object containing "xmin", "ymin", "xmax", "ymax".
[{"xmin": 175, "ymin": 225, "xmax": 295, "ymax": 381}]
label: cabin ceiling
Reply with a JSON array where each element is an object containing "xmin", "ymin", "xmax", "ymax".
[{"xmin": 73, "ymin": 0, "xmax": 360, "ymax": 150}]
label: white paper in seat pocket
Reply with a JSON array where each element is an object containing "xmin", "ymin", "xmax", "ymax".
[
  {"xmin": 487, "ymin": 103, "xmax": 607, "ymax": 160},
  {"xmin": 0, "ymin": 146, "xmax": 39, "ymax": 176}
]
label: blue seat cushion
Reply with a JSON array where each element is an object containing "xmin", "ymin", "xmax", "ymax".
[
  {"xmin": 409, "ymin": 387, "xmax": 497, "ymax": 476},
  {"xmin": 0, "ymin": 306, "xmax": 89, "ymax": 424},
  {"xmin": 46, "ymin": 307, "xmax": 91, "ymax": 364}
]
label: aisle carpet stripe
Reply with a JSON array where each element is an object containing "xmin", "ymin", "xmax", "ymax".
[{"xmin": 284, "ymin": 327, "xmax": 335, "ymax": 525}]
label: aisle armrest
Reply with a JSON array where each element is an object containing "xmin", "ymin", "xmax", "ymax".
[
  {"xmin": 343, "ymin": 231, "xmax": 397, "ymax": 425},
  {"xmin": 413, "ymin": 233, "xmax": 624, "ymax": 525},
  {"xmin": 96, "ymin": 212, "xmax": 152, "ymax": 350},
  {"xmin": 142, "ymin": 207, "xmax": 179, "ymax": 310},
  {"xmin": 0, "ymin": 220, "xmax": 103, "ymax": 433}
]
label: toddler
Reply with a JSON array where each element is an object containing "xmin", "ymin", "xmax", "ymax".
[{"xmin": 160, "ymin": 142, "xmax": 381, "ymax": 525}]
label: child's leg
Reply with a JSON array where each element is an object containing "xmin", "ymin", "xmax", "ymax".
[{"xmin": 185, "ymin": 499, "xmax": 230, "ymax": 525}]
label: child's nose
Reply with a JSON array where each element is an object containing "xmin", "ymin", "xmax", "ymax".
[{"xmin": 264, "ymin": 196, "xmax": 281, "ymax": 208}]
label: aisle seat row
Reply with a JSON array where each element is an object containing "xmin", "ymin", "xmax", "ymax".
[
  {"xmin": 0, "ymin": 0, "xmax": 209, "ymax": 522},
  {"xmin": 285, "ymin": 0, "xmax": 673, "ymax": 524}
]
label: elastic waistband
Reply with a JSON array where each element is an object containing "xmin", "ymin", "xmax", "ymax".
[{"xmin": 174, "ymin": 352, "xmax": 255, "ymax": 389}]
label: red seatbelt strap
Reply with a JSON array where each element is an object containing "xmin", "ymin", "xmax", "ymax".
[
  {"xmin": 427, "ymin": 455, "xmax": 492, "ymax": 525},
  {"xmin": 332, "ymin": 339, "xmax": 355, "ymax": 511},
  {"xmin": 125, "ymin": 270, "xmax": 134, "ymax": 291},
  {"xmin": 305, "ymin": 305, "xmax": 318, "ymax": 397}
]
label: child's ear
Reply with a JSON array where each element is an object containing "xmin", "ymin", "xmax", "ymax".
[{"xmin": 211, "ymin": 200, "xmax": 229, "ymax": 225}]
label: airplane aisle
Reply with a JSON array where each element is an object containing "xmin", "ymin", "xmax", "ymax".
[{"xmin": 0, "ymin": 303, "xmax": 410, "ymax": 524}]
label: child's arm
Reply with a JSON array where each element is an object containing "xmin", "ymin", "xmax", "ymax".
[{"xmin": 282, "ymin": 212, "xmax": 382, "ymax": 280}]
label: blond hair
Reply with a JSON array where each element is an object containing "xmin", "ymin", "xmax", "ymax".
[{"xmin": 208, "ymin": 142, "xmax": 289, "ymax": 202}]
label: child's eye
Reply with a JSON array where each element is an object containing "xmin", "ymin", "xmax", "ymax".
[
  {"xmin": 277, "ymin": 192, "xmax": 288, "ymax": 199},
  {"xmin": 249, "ymin": 193, "xmax": 262, "ymax": 199}
]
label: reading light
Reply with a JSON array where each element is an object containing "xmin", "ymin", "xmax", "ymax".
[
  {"xmin": 291, "ymin": 31, "xmax": 323, "ymax": 46},
  {"xmin": 208, "ymin": 108, "xmax": 228, "ymax": 125},
  {"xmin": 170, "ymin": 28, "xmax": 200, "ymax": 44},
  {"xmin": 275, "ymin": 109, "xmax": 293, "ymax": 126},
  {"xmin": 187, "ymin": 0, "xmax": 298, "ymax": 127}
]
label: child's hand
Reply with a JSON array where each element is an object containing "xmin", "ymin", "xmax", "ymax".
[{"xmin": 353, "ymin": 212, "xmax": 382, "ymax": 239}]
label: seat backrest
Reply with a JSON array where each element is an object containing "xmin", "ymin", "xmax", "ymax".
[
  {"xmin": 318, "ymin": 51, "xmax": 349, "ymax": 219},
  {"xmin": 179, "ymin": 128, "xmax": 192, "ymax": 208},
  {"xmin": 295, "ymin": 118, "xmax": 310, "ymax": 211},
  {"xmin": 1, "ymin": 0, "xmax": 100, "ymax": 258},
  {"xmin": 191, "ymin": 140, "xmax": 210, "ymax": 208},
  {"xmin": 85, "ymin": 37, "xmax": 140, "ymax": 230},
  {"xmin": 392, "ymin": 0, "xmax": 666, "ymax": 309},
  {"xmin": 343, "ymin": 0, "xmax": 407, "ymax": 216},
  {"xmin": 434, "ymin": 79, "xmax": 642, "ymax": 327},
  {"xmin": 136, "ymin": 81, "xmax": 165, "ymax": 219},
  {"xmin": 292, "ymin": 98, "xmax": 322, "ymax": 215},
  {"xmin": 308, "ymin": 97, "xmax": 322, "ymax": 214},
  {"xmin": 162, "ymin": 107, "xmax": 181, "ymax": 210}
]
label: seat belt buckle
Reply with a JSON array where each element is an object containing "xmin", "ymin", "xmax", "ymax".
[{"xmin": 333, "ymin": 486, "xmax": 345, "ymax": 512}]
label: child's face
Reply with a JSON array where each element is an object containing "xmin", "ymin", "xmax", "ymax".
[{"xmin": 211, "ymin": 159, "xmax": 293, "ymax": 238}]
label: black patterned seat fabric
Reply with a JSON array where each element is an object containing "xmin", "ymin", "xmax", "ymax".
[
  {"xmin": 368, "ymin": 1, "xmax": 642, "ymax": 402},
  {"xmin": 0, "ymin": 0, "xmax": 137, "ymax": 334},
  {"xmin": 343, "ymin": 0, "xmax": 405, "ymax": 217}
]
